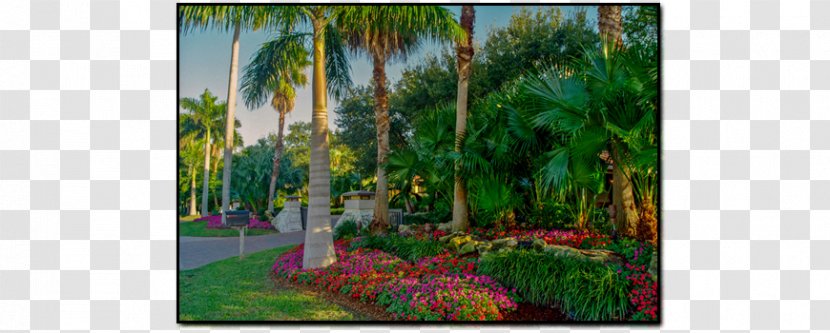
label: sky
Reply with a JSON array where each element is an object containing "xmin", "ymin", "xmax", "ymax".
[{"xmin": 179, "ymin": 5, "xmax": 598, "ymax": 146}]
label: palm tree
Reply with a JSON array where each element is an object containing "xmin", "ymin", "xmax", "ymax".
[
  {"xmin": 262, "ymin": 6, "xmax": 353, "ymax": 269},
  {"xmin": 597, "ymin": 5, "xmax": 637, "ymax": 237},
  {"xmin": 241, "ymin": 36, "xmax": 310, "ymax": 214},
  {"xmin": 179, "ymin": 115, "xmax": 204, "ymax": 216},
  {"xmin": 518, "ymin": 45, "xmax": 656, "ymax": 237},
  {"xmin": 337, "ymin": 6, "xmax": 464, "ymax": 235},
  {"xmin": 179, "ymin": 89, "xmax": 226, "ymax": 217},
  {"xmin": 452, "ymin": 5, "xmax": 475, "ymax": 232},
  {"xmin": 180, "ymin": 6, "xmax": 272, "ymax": 225}
]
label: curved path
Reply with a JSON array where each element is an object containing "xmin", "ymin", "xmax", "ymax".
[{"xmin": 178, "ymin": 215, "xmax": 340, "ymax": 270}]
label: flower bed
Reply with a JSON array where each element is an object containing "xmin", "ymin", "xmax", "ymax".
[
  {"xmin": 194, "ymin": 215, "xmax": 273, "ymax": 230},
  {"xmin": 272, "ymin": 240, "xmax": 519, "ymax": 321},
  {"xmin": 471, "ymin": 227, "xmax": 611, "ymax": 249}
]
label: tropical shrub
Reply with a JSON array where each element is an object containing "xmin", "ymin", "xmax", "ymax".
[
  {"xmin": 330, "ymin": 207, "xmax": 346, "ymax": 215},
  {"xmin": 351, "ymin": 234, "xmax": 446, "ymax": 262},
  {"xmin": 334, "ymin": 220, "xmax": 359, "ymax": 240},
  {"xmin": 523, "ymin": 201, "xmax": 573, "ymax": 229},
  {"xmin": 477, "ymin": 249, "xmax": 629, "ymax": 320}
]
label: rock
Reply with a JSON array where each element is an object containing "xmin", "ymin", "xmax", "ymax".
[
  {"xmin": 543, "ymin": 245, "xmax": 624, "ymax": 265},
  {"xmin": 491, "ymin": 237, "xmax": 518, "ymax": 250},
  {"xmin": 439, "ymin": 232, "xmax": 463, "ymax": 243},
  {"xmin": 476, "ymin": 241, "xmax": 493, "ymax": 253},
  {"xmin": 448, "ymin": 235, "xmax": 472, "ymax": 251},
  {"xmin": 459, "ymin": 241, "xmax": 478, "ymax": 255},
  {"xmin": 437, "ymin": 222, "xmax": 452, "ymax": 232},
  {"xmin": 532, "ymin": 238, "xmax": 547, "ymax": 250}
]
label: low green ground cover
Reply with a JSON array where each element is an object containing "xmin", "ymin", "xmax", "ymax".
[{"xmin": 179, "ymin": 246, "xmax": 360, "ymax": 321}]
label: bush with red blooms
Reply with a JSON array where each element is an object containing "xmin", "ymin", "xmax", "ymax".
[
  {"xmin": 611, "ymin": 240, "xmax": 659, "ymax": 321},
  {"xmin": 272, "ymin": 240, "xmax": 519, "ymax": 321},
  {"xmin": 470, "ymin": 228, "xmax": 611, "ymax": 249}
]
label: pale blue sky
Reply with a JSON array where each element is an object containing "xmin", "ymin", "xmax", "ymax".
[{"xmin": 180, "ymin": 5, "xmax": 597, "ymax": 145}]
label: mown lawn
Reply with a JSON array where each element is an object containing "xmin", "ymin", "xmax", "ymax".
[
  {"xmin": 179, "ymin": 220, "xmax": 277, "ymax": 237},
  {"xmin": 179, "ymin": 245, "xmax": 361, "ymax": 321}
]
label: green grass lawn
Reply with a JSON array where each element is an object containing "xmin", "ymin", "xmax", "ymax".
[
  {"xmin": 179, "ymin": 246, "xmax": 361, "ymax": 321},
  {"xmin": 179, "ymin": 220, "xmax": 278, "ymax": 237}
]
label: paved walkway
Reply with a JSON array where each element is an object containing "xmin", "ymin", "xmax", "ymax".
[{"xmin": 179, "ymin": 215, "xmax": 341, "ymax": 270}]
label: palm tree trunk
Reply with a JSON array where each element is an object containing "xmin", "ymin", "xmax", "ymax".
[
  {"xmin": 598, "ymin": 6, "xmax": 623, "ymax": 48},
  {"xmin": 303, "ymin": 18, "xmax": 336, "ymax": 269},
  {"xmin": 267, "ymin": 110, "xmax": 287, "ymax": 213},
  {"xmin": 370, "ymin": 51, "xmax": 390, "ymax": 235},
  {"xmin": 201, "ymin": 128, "xmax": 211, "ymax": 217},
  {"xmin": 189, "ymin": 165, "xmax": 198, "ymax": 216},
  {"xmin": 212, "ymin": 148, "xmax": 220, "ymax": 210},
  {"xmin": 221, "ymin": 21, "xmax": 241, "ymax": 225},
  {"xmin": 612, "ymin": 145, "xmax": 638, "ymax": 238},
  {"xmin": 452, "ymin": 5, "xmax": 475, "ymax": 233}
]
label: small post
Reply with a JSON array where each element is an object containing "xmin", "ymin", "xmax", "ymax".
[{"xmin": 238, "ymin": 226, "xmax": 246, "ymax": 259}]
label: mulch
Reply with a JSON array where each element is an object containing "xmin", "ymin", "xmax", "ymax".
[{"xmin": 269, "ymin": 274, "xmax": 570, "ymax": 322}]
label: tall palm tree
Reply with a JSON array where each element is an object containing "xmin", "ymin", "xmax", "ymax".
[
  {"xmin": 452, "ymin": 5, "xmax": 475, "ymax": 232},
  {"xmin": 180, "ymin": 6, "xmax": 272, "ymax": 225},
  {"xmin": 262, "ymin": 6, "xmax": 353, "ymax": 269},
  {"xmin": 180, "ymin": 89, "xmax": 226, "ymax": 217},
  {"xmin": 241, "ymin": 37, "xmax": 310, "ymax": 214},
  {"xmin": 597, "ymin": 5, "xmax": 637, "ymax": 237},
  {"xmin": 337, "ymin": 6, "xmax": 464, "ymax": 235},
  {"xmin": 179, "ymin": 114, "xmax": 204, "ymax": 216}
]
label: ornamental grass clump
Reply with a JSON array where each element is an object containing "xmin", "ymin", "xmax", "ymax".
[{"xmin": 477, "ymin": 249, "xmax": 629, "ymax": 321}]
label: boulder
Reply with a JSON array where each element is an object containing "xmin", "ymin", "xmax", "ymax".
[
  {"xmin": 532, "ymin": 237, "xmax": 547, "ymax": 250},
  {"xmin": 491, "ymin": 237, "xmax": 518, "ymax": 250},
  {"xmin": 459, "ymin": 241, "xmax": 478, "ymax": 255},
  {"xmin": 543, "ymin": 245, "xmax": 624, "ymax": 265},
  {"xmin": 476, "ymin": 241, "xmax": 493, "ymax": 254},
  {"xmin": 448, "ymin": 235, "xmax": 472, "ymax": 251},
  {"xmin": 439, "ymin": 231, "xmax": 463, "ymax": 243}
]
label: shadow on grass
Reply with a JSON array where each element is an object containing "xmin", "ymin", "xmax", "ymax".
[{"xmin": 179, "ymin": 246, "xmax": 361, "ymax": 321}]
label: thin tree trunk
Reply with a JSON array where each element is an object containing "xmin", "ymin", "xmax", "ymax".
[
  {"xmin": 370, "ymin": 51, "xmax": 390, "ymax": 235},
  {"xmin": 303, "ymin": 18, "xmax": 336, "ymax": 269},
  {"xmin": 221, "ymin": 21, "xmax": 241, "ymax": 225},
  {"xmin": 201, "ymin": 127, "xmax": 211, "ymax": 217},
  {"xmin": 212, "ymin": 148, "xmax": 220, "ymax": 210},
  {"xmin": 612, "ymin": 145, "xmax": 638, "ymax": 238},
  {"xmin": 452, "ymin": 6, "xmax": 475, "ymax": 233},
  {"xmin": 267, "ymin": 109, "xmax": 287, "ymax": 213},
  {"xmin": 189, "ymin": 165, "xmax": 198, "ymax": 216}
]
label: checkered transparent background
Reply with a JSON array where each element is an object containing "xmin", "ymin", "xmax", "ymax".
[{"xmin": 1, "ymin": 0, "xmax": 829, "ymax": 331}]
